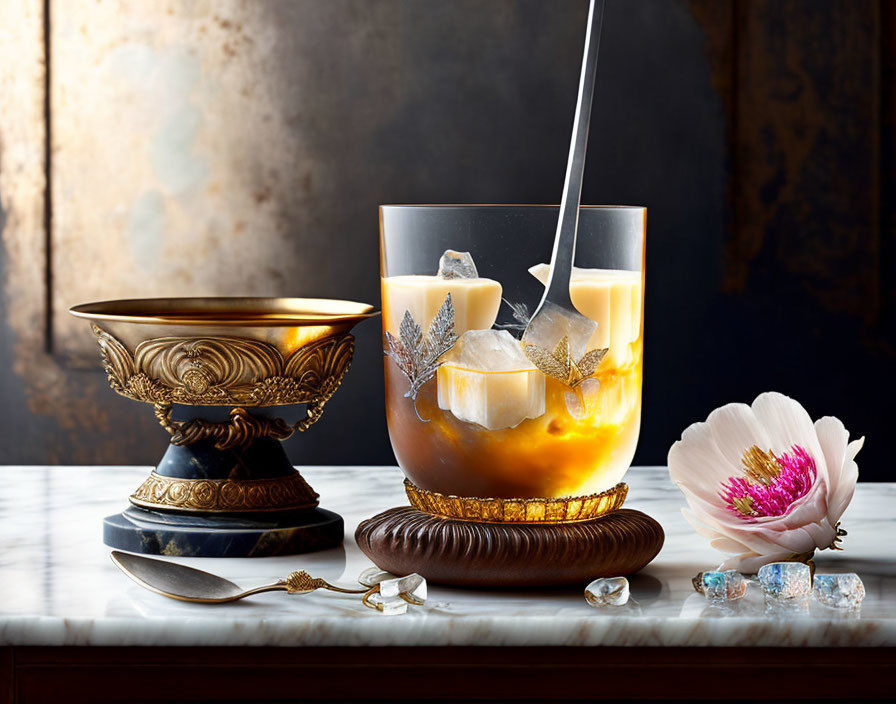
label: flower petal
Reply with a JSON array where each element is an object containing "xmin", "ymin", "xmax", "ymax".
[
  {"xmin": 705, "ymin": 402, "xmax": 774, "ymax": 472},
  {"xmin": 800, "ymin": 517, "xmax": 836, "ymax": 549},
  {"xmin": 815, "ymin": 415, "xmax": 848, "ymax": 492},
  {"xmin": 754, "ymin": 476, "xmax": 827, "ymax": 529},
  {"xmin": 751, "ymin": 392, "xmax": 829, "ymax": 483},
  {"xmin": 751, "ymin": 525, "xmax": 818, "ymax": 553},
  {"xmin": 829, "ymin": 439, "xmax": 863, "ymax": 524},
  {"xmin": 815, "ymin": 416, "xmax": 860, "ymax": 524},
  {"xmin": 710, "ymin": 536, "xmax": 750, "ymax": 554},
  {"xmin": 847, "ymin": 436, "xmax": 865, "ymax": 461},
  {"xmin": 668, "ymin": 422, "xmax": 740, "ymax": 502},
  {"xmin": 683, "ymin": 496, "xmax": 798, "ymax": 554}
]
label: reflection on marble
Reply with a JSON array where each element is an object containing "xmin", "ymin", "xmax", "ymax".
[{"xmin": 0, "ymin": 466, "xmax": 893, "ymax": 646}]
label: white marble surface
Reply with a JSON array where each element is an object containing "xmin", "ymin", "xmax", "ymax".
[{"xmin": 0, "ymin": 466, "xmax": 894, "ymax": 647}]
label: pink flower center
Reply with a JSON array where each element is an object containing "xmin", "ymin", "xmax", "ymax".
[{"xmin": 720, "ymin": 444, "xmax": 816, "ymax": 520}]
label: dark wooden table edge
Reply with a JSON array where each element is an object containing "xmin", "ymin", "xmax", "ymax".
[{"xmin": 2, "ymin": 645, "xmax": 895, "ymax": 703}]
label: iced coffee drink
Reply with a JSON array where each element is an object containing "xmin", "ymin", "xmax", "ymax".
[{"xmin": 382, "ymin": 247, "xmax": 643, "ymax": 499}]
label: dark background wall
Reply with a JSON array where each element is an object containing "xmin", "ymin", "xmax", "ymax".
[{"xmin": 0, "ymin": 0, "xmax": 892, "ymax": 480}]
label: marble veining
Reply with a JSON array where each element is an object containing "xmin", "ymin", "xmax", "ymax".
[{"xmin": 0, "ymin": 466, "xmax": 894, "ymax": 647}]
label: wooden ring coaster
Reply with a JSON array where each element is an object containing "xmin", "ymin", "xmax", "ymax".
[{"xmin": 355, "ymin": 506, "xmax": 664, "ymax": 588}]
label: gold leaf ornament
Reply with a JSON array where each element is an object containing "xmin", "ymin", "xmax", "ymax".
[
  {"xmin": 524, "ymin": 336, "xmax": 608, "ymax": 388},
  {"xmin": 384, "ymin": 293, "xmax": 458, "ymax": 419}
]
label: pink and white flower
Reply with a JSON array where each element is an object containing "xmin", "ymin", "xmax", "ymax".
[{"xmin": 668, "ymin": 392, "xmax": 864, "ymax": 572}]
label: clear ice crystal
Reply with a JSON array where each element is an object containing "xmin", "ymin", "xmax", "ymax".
[
  {"xmin": 438, "ymin": 249, "xmax": 478, "ymax": 279},
  {"xmin": 764, "ymin": 596, "xmax": 810, "ymax": 617},
  {"xmin": 584, "ymin": 576, "xmax": 630, "ymax": 607},
  {"xmin": 358, "ymin": 566, "xmax": 395, "ymax": 587},
  {"xmin": 522, "ymin": 300, "xmax": 597, "ymax": 361},
  {"xmin": 813, "ymin": 573, "xmax": 865, "ymax": 609},
  {"xmin": 437, "ymin": 329, "xmax": 545, "ymax": 430},
  {"xmin": 444, "ymin": 329, "xmax": 534, "ymax": 371},
  {"xmin": 379, "ymin": 573, "xmax": 427, "ymax": 604},
  {"xmin": 376, "ymin": 596, "xmax": 408, "ymax": 616},
  {"xmin": 758, "ymin": 561, "xmax": 812, "ymax": 600},
  {"xmin": 700, "ymin": 570, "xmax": 747, "ymax": 602},
  {"xmin": 363, "ymin": 589, "xmax": 409, "ymax": 615}
]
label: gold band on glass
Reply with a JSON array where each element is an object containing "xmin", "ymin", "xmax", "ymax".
[{"xmin": 404, "ymin": 480, "xmax": 627, "ymax": 524}]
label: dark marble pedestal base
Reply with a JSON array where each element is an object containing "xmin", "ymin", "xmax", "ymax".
[
  {"xmin": 104, "ymin": 505, "xmax": 343, "ymax": 557},
  {"xmin": 356, "ymin": 506, "xmax": 664, "ymax": 587}
]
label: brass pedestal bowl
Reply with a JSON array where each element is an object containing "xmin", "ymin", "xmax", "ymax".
[{"xmin": 71, "ymin": 297, "xmax": 377, "ymax": 557}]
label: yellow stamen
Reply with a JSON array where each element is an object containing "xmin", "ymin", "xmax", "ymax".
[
  {"xmin": 731, "ymin": 495, "xmax": 756, "ymax": 517},
  {"xmin": 740, "ymin": 445, "xmax": 780, "ymax": 486}
]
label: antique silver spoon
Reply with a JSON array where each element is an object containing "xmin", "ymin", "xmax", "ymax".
[
  {"xmin": 523, "ymin": 0, "xmax": 606, "ymax": 366},
  {"xmin": 111, "ymin": 550, "xmax": 369, "ymax": 604}
]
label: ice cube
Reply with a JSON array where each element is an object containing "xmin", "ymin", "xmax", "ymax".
[
  {"xmin": 381, "ymin": 275, "xmax": 502, "ymax": 337},
  {"xmin": 438, "ymin": 250, "xmax": 478, "ymax": 279},
  {"xmin": 758, "ymin": 562, "xmax": 812, "ymax": 600},
  {"xmin": 522, "ymin": 300, "xmax": 597, "ymax": 362},
  {"xmin": 437, "ymin": 329, "xmax": 546, "ymax": 430},
  {"xmin": 697, "ymin": 570, "xmax": 747, "ymax": 602},
  {"xmin": 813, "ymin": 573, "xmax": 865, "ymax": 609},
  {"xmin": 584, "ymin": 576, "xmax": 630, "ymax": 607},
  {"xmin": 443, "ymin": 329, "xmax": 532, "ymax": 371},
  {"xmin": 564, "ymin": 377, "xmax": 601, "ymax": 419},
  {"xmin": 371, "ymin": 595, "xmax": 408, "ymax": 615},
  {"xmin": 379, "ymin": 573, "xmax": 427, "ymax": 605},
  {"xmin": 529, "ymin": 263, "xmax": 642, "ymax": 366},
  {"xmin": 357, "ymin": 567, "xmax": 395, "ymax": 587}
]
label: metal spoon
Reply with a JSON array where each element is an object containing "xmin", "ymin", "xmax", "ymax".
[
  {"xmin": 523, "ymin": 0, "xmax": 606, "ymax": 365},
  {"xmin": 111, "ymin": 550, "xmax": 368, "ymax": 604}
]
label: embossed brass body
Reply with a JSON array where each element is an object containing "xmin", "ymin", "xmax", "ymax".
[{"xmin": 88, "ymin": 322, "xmax": 356, "ymax": 408}]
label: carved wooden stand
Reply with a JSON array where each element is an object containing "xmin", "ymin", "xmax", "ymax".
[{"xmin": 356, "ymin": 502, "xmax": 664, "ymax": 588}]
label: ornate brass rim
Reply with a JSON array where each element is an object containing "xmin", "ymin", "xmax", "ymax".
[
  {"xmin": 130, "ymin": 472, "xmax": 319, "ymax": 513},
  {"xmin": 70, "ymin": 296, "xmax": 378, "ymax": 327},
  {"xmin": 404, "ymin": 480, "xmax": 628, "ymax": 524}
]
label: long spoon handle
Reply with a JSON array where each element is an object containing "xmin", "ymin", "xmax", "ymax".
[
  {"xmin": 280, "ymin": 571, "xmax": 368, "ymax": 595},
  {"xmin": 536, "ymin": 0, "xmax": 606, "ymax": 314}
]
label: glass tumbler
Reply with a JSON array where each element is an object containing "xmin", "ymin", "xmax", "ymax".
[{"xmin": 380, "ymin": 205, "xmax": 645, "ymax": 500}]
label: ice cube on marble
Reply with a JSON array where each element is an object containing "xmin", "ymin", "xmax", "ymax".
[
  {"xmin": 764, "ymin": 596, "xmax": 810, "ymax": 617},
  {"xmin": 379, "ymin": 573, "xmax": 427, "ymax": 604},
  {"xmin": 584, "ymin": 576, "xmax": 630, "ymax": 607},
  {"xmin": 700, "ymin": 570, "xmax": 746, "ymax": 602},
  {"xmin": 813, "ymin": 573, "xmax": 865, "ymax": 609},
  {"xmin": 438, "ymin": 249, "xmax": 479, "ymax": 279},
  {"xmin": 437, "ymin": 329, "xmax": 546, "ymax": 430},
  {"xmin": 358, "ymin": 566, "xmax": 395, "ymax": 587},
  {"xmin": 758, "ymin": 562, "xmax": 812, "ymax": 600},
  {"xmin": 376, "ymin": 596, "xmax": 408, "ymax": 616},
  {"xmin": 522, "ymin": 300, "xmax": 597, "ymax": 362}
]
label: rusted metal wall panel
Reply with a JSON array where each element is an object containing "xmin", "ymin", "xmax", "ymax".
[
  {"xmin": 731, "ymin": 0, "xmax": 881, "ymax": 320},
  {"xmin": 0, "ymin": 0, "xmax": 892, "ymax": 476},
  {"xmin": 51, "ymin": 0, "xmax": 363, "ymax": 363}
]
